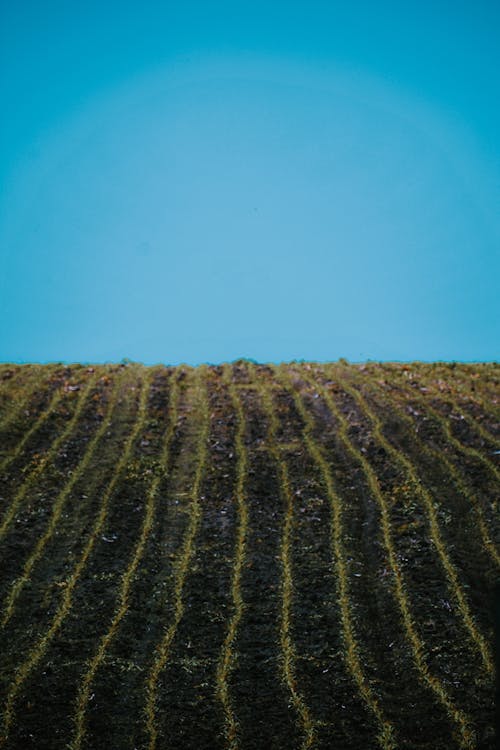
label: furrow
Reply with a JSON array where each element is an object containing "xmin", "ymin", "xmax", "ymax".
[
  {"xmin": 308, "ymin": 366, "xmax": 475, "ymax": 749},
  {"xmin": 78, "ymin": 369, "xmax": 200, "ymax": 749},
  {"xmin": 0, "ymin": 370, "xmax": 126, "ymax": 628},
  {"xmin": 0, "ymin": 382, "xmax": 65, "ymax": 477},
  {"xmin": 359, "ymin": 371, "xmax": 500, "ymax": 570},
  {"xmin": 215, "ymin": 363, "xmax": 250, "ymax": 750},
  {"xmin": 143, "ymin": 366, "xmax": 210, "ymax": 750},
  {"xmin": 334, "ymin": 368, "xmax": 494, "ymax": 679},
  {"xmin": 0, "ymin": 371, "xmax": 100, "ymax": 544},
  {"xmin": 279, "ymin": 365, "xmax": 397, "ymax": 750},
  {"xmin": 222, "ymin": 380, "xmax": 299, "ymax": 749},
  {"xmin": 427, "ymin": 393, "xmax": 499, "ymax": 450},
  {"xmin": 251, "ymin": 363, "xmax": 318, "ymax": 750},
  {"xmin": 379, "ymin": 364, "xmax": 500, "ymax": 455},
  {"xmin": 410, "ymin": 392, "xmax": 499, "ymax": 485},
  {"xmin": 0, "ymin": 368, "xmax": 151, "ymax": 748},
  {"xmin": 69, "ymin": 370, "xmax": 180, "ymax": 750}
]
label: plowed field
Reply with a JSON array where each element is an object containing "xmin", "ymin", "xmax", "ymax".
[{"xmin": 0, "ymin": 361, "xmax": 498, "ymax": 750}]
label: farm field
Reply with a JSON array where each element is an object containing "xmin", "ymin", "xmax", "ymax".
[{"xmin": 0, "ymin": 360, "xmax": 498, "ymax": 750}]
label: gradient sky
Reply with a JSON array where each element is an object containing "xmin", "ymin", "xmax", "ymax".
[{"xmin": 1, "ymin": 1, "xmax": 499, "ymax": 364}]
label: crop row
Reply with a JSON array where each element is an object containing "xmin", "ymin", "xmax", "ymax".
[{"xmin": 0, "ymin": 362, "xmax": 497, "ymax": 749}]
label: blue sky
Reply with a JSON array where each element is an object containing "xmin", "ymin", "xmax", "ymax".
[{"xmin": 1, "ymin": 1, "xmax": 499, "ymax": 364}]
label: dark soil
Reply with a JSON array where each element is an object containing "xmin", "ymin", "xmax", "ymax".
[{"xmin": 0, "ymin": 361, "xmax": 497, "ymax": 750}]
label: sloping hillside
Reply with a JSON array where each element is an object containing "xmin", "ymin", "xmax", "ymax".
[{"xmin": 0, "ymin": 361, "xmax": 498, "ymax": 750}]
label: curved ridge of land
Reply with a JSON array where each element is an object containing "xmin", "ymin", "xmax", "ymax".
[{"xmin": 0, "ymin": 361, "xmax": 497, "ymax": 750}]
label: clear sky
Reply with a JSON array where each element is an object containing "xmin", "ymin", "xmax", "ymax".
[{"xmin": 1, "ymin": 1, "xmax": 499, "ymax": 364}]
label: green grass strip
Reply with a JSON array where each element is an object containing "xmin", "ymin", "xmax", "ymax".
[
  {"xmin": 358, "ymin": 370, "xmax": 500, "ymax": 569},
  {"xmin": 429, "ymin": 390, "xmax": 499, "ymax": 449},
  {"xmin": 440, "ymin": 395, "xmax": 500, "ymax": 449},
  {"xmin": 0, "ymin": 368, "xmax": 126, "ymax": 628},
  {"xmin": 0, "ymin": 367, "xmax": 151, "ymax": 748},
  {"xmin": 383, "ymin": 365, "xmax": 500, "ymax": 485},
  {"xmin": 379, "ymin": 363, "xmax": 500, "ymax": 451},
  {"xmin": 144, "ymin": 366, "xmax": 210, "ymax": 750},
  {"xmin": 0, "ymin": 371, "xmax": 100, "ymax": 544},
  {"xmin": 310, "ymin": 365, "xmax": 476, "ymax": 749},
  {"xmin": 331, "ymin": 365, "xmax": 493, "ymax": 678},
  {"xmin": 252, "ymin": 363, "xmax": 318, "ymax": 750},
  {"xmin": 0, "ymin": 378, "xmax": 66, "ymax": 477},
  {"xmin": 281, "ymin": 364, "xmax": 397, "ymax": 750},
  {"xmin": 215, "ymin": 364, "xmax": 250, "ymax": 750},
  {"xmin": 0, "ymin": 366, "xmax": 53, "ymax": 435},
  {"xmin": 69, "ymin": 368, "xmax": 180, "ymax": 750}
]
